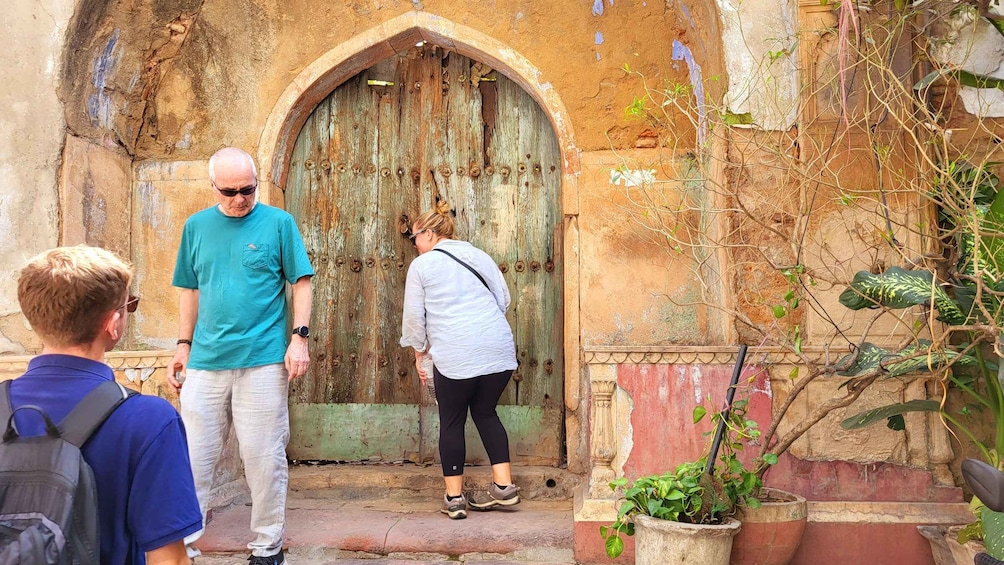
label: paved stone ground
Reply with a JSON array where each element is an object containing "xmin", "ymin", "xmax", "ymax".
[
  {"xmin": 192, "ymin": 465, "xmax": 578, "ymax": 564},
  {"xmin": 197, "ymin": 550, "xmax": 576, "ymax": 565}
]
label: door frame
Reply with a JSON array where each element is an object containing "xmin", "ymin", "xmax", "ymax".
[{"xmin": 257, "ymin": 11, "xmax": 584, "ymax": 473}]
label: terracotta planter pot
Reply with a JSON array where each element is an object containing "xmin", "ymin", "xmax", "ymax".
[
  {"xmin": 730, "ymin": 487, "xmax": 808, "ymax": 565},
  {"xmin": 633, "ymin": 514, "xmax": 741, "ymax": 565},
  {"xmin": 946, "ymin": 525, "xmax": 985, "ymax": 565}
]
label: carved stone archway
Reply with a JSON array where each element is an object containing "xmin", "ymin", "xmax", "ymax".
[{"xmin": 256, "ymin": 11, "xmax": 586, "ymax": 471}]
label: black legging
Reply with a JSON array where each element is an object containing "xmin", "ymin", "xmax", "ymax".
[{"xmin": 434, "ymin": 366, "xmax": 513, "ymax": 477}]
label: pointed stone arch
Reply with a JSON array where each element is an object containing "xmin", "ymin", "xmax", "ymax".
[{"xmin": 257, "ymin": 10, "xmax": 585, "ymax": 471}]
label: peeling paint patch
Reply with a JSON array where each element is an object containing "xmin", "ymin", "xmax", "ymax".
[
  {"xmin": 595, "ymin": 31, "xmax": 604, "ymax": 45},
  {"xmin": 125, "ymin": 367, "xmax": 155, "ymax": 383},
  {"xmin": 612, "ymin": 385, "xmax": 634, "ymax": 476},
  {"xmin": 610, "ymin": 167, "xmax": 655, "ymax": 186},
  {"xmin": 678, "ymin": 3, "xmax": 697, "ymax": 31},
  {"xmin": 672, "ymin": 40, "xmax": 707, "ymax": 145},
  {"xmin": 689, "ymin": 365, "xmax": 703, "ymax": 404},
  {"xmin": 592, "ymin": 0, "xmax": 604, "ymax": 16},
  {"xmin": 87, "ymin": 29, "xmax": 120, "ymax": 129},
  {"xmin": 137, "ymin": 180, "xmax": 174, "ymax": 239}
]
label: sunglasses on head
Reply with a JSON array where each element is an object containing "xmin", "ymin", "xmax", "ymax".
[{"xmin": 213, "ymin": 182, "xmax": 258, "ymax": 197}]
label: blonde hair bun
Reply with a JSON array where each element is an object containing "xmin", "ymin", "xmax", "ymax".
[{"xmin": 435, "ymin": 200, "xmax": 452, "ymax": 216}]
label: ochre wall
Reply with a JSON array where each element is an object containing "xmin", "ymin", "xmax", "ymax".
[
  {"xmin": 47, "ymin": 1, "xmax": 729, "ymax": 353},
  {"xmin": 0, "ymin": 1, "xmax": 75, "ymax": 355}
]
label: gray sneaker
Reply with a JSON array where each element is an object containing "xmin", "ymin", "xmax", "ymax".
[
  {"xmin": 441, "ymin": 493, "xmax": 468, "ymax": 519},
  {"xmin": 468, "ymin": 483, "xmax": 520, "ymax": 510}
]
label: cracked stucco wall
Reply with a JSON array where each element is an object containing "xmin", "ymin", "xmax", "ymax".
[
  {"xmin": 716, "ymin": 0, "xmax": 800, "ymax": 130},
  {"xmin": 0, "ymin": 1, "xmax": 74, "ymax": 354},
  {"xmin": 931, "ymin": 6, "xmax": 1004, "ymax": 117}
]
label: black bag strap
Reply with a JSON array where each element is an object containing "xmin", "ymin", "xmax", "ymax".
[
  {"xmin": 434, "ymin": 248, "xmax": 491, "ymax": 292},
  {"xmin": 59, "ymin": 381, "xmax": 136, "ymax": 447},
  {"xmin": 0, "ymin": 380, "xmax": 13, "ymax": 433}
]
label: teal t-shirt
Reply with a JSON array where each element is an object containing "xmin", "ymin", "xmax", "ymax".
[{"xmin": 172, "ymin": 204, "xmax": 314, "ymax": 370}]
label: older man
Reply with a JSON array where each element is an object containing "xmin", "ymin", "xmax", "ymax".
[{"xmin": 168, "ymin": 147, "xmax": 314, "ymax": 565}]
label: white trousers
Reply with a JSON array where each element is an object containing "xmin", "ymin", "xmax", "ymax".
[{"xmin": 180, "ymin": 363, "xmax": 289, "ymax": 557}]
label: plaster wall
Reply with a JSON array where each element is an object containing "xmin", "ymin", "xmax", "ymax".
[
  {"xmin": 57, "ymin": 0, "xmax": 724, "ymax": 164},
  {"xmin": 0, "ymin": 1, "xmax": 74, "ymax": 354},
  {"xmin": 931, "ymin": 7, "xmax": 1004, "ymax": 118},
  {"xmin": 716, "ymin": 0, "xmax": 799, "ymax": 129},
  {"xmin": 578, "ymin": 149, "xmax": 726, "ymax": 345},
  {"xmin": 46, "ymin": 1, "xmax": 733, "ymax": 352}
]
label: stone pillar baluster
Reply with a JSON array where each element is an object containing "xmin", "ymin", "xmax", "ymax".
[
  {"xmin": 927, "ymin": 378, "xmax": 955, "ymax": 486},
  {"xmin": 588, "ymin": 364, "xmax": 618, "ymax": 498}
]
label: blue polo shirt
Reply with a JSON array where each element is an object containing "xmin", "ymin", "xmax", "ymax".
[{"xmin": 8, "ymin": 354, "xmax": 202, "ymax": 565}]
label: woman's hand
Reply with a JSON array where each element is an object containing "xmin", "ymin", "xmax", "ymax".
[{"xmin": 415, "ymin": 350, "xmax": 431, "ymax": 384}]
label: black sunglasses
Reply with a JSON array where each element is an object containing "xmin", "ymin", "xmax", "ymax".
[
  {"xmin": 122, "ymin": 295, "xmax": 140, "ymax": 313},
  {"xmin": 213, "ymin": 182, "xmax": 258, "ymax": 197},
  {"xmin": 408, "ymin": 228, "xmax": 431, "ymax": 241}
]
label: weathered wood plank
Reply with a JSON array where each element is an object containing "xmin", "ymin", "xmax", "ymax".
[{"xmin": 289, "ymin": 403, "xmax": 421, "ymax": 462}]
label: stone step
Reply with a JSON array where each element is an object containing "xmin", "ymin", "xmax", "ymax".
[
  {"xmin": 193, "ymin": 464, "xmax": 579, "ymax": 562},
  {"xmin": 288, "ymin": 462, "xmax": 578, "ymax": 501},
  {"xmin": 196, "ymin": 498, "xmax": 575, "ymax": 561}
]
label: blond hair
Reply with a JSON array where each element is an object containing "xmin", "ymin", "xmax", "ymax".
[
  {"xmin": 414, "ymin": 200, "xmax": 456, "ymax": 239},
  {"xmin": 18, "ymin": 246, "xmax": 133, "ymax": 347}
]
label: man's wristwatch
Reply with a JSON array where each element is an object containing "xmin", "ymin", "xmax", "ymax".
[{"xmin": 292, "ymin": 326, "xmax": 310, "ymax": 338}]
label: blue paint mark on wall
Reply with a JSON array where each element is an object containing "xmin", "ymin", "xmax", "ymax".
[
  {"xmin": 592, "ymin": 0, "xmax": 604, "ymax": 16},
  {"xmin": 672, "ymin": 40, "xmax": 707, "ymax": 145},
  {"xmin": 679, "ymin": 3, "xmax": 698, "ymax": 33},
  {"xmin": 87, "ymin": 29, "xmax": 120, "ymax": 130},
  {"xmin": 595, "ymin": 31, "xmax": 604, "ymax": 45}
]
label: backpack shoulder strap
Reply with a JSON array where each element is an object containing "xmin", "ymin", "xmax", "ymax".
[
  {"xmin": 434, "ymin": 248, "xmax": 491, "ymax": 292},
  {"xmin": 0, "ymin": 380, "xmax": 12, "ymax": 429},
  {"xmin": 58, "ymin": 381, "xmax": 137, "ymax": 447}
]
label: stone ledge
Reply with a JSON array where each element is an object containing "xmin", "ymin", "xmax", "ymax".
[
  {"xmin": 573, "ymin": 496, "xmax": 972, "ymax": 526},
  {"xmin": 806, "ymin": 501, "xmax": 972, "ymax": 524},
  {"xmin": 583, "ymin": 345, "xmax": 838, "ymax": 365},
  {"xmin": 0, "ymin": 349, "xmax": 175, "ymax": 376}
]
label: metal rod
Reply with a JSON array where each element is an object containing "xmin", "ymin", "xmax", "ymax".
[{"xmin": 705, "ymin": 344, "xmax": 749, "ymax": 476}]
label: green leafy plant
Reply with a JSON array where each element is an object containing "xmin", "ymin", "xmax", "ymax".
[
  {"xmin": 609, "ymin": 0, "xmax": 1004, "ymax": 553},
  {"xmin": 599, "ymin": 400, "xmax": 774, "ymax": 558},
  {"xmin": 836, "ymin": 161, "xmax": 1004, "ymax": 549}
]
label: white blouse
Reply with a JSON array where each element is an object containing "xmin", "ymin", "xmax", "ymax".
[{"xmin": 399, "ymin": 239, "xmax": 518, "ymax": 379}]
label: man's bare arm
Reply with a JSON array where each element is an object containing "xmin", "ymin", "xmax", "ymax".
[
  {"xmin": 285, "ymin": 277, "xmax": 312, "ymax": 380},
  {"xmin": 146, "ymin": 540, "xmax": 190, "ymax": 565},
  {"xmin": 167, "ymin": 289, "xmax": 199, "ymax": 392}
]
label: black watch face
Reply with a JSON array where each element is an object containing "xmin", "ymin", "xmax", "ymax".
[{"xmin": 295, "ymin": 326, "xmax": 309, "ymax": 337}]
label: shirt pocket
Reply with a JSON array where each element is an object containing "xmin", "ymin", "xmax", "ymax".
[{"xmin": 242, "ymin": 243, "xmax": 271, "ymax": 270}]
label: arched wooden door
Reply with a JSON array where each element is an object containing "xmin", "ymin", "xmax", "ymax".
[{"xmin": 285, "ymin": 46, "xmax": 563, "ymax": 466}]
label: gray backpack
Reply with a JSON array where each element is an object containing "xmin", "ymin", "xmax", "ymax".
[{"xmin": 0, "ymin": 380, "xmax": 135, "ymax": 565}]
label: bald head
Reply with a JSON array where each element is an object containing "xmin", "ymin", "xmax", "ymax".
[
  {"xmin": 208, "ymin": 147, "xmax": 257, "ymax": 183},
  {"xmin": 208, "ymin": 147, "xmax": 259, "ymax": 217}
]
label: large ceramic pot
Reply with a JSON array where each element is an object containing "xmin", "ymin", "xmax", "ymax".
[
  {"xmin": 633, "ymin": 514, "xmax": 741, "ymax": 565},
  {"xmin": 730, "ymin": 487, "xmax": 808, "ymax": 565}
]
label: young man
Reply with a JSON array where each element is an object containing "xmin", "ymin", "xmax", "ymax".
[
  {"xmin": 168, "ymin": 147, "xmax": 314, "ymax": 565},
  {"xmin": 7, "ymin": 245, "xmax": 202, "ymax": 565}
]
